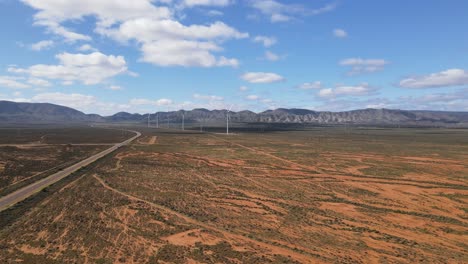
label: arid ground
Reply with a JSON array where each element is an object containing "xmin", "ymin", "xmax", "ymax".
[
  {"xmin": 0, "ymin": 127, "xmax": 134, "ymax": 196},
  {"xmin": 0, "ymin": 127, "xmax": 467, "ymax": 263}
]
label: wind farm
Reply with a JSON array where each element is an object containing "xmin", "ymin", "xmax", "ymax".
[
  {"xmin": 0, "ymin": 102, "xmax": 467, "ymax": 263},
  {"xmin": 1, "ymin": 0, "xmax": 468, "ymax": 263}
]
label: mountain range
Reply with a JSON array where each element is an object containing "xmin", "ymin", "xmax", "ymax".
[{"xmin": 1, "ymin": 100, "xmax": 467, "ymax": 127}]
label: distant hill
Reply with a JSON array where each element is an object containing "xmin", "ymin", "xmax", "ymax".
[
  {"xmin": 105, "ymin": 112, "xmax": 143, "ymax": 122},
  {"xmin": 108, "ymin": 107, "xmax": 468, "ymax": 127},
  {"xmin": 0, "ymin": 101, "xmax": 102, "ymax": 123},
  {"xmin": 1, "ymin": 100, "xmax": 467, "ymax": 127}
]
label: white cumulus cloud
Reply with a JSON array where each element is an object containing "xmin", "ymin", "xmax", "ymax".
[
  {"xmin": 399, "ymin": 69, "xmax": 468, "ymax": 89},
  {"xmin": 21, "ymin": 0, "xmax": 172, "ymax": 42},
  {"xmin": 264, "ymin": 51, "xmax": 280, "ymax": 61},
  {"xmin": 318, "ymin": 83, "xmax": 377, "ymax": 98},
  {"xmin": 26, "ymin": 92, "xmax": 131, "ymax": 114},
  {"xmin": 182, "ymin": 0, "xmax": 233, "ymax": 7},
  {"xmin": 8, "ymin": 52, "xmax": 128, "ymax": 85},
  {"xmin": 77, "ymin": 44, "xmax": 98, "ymax": 52},
  {"xmin": 248, "ymin": 1, "xmax": 336, "ymax": 23},
  {"xmin": 27, "ymin": 78, "xmax": 52, "ymax": 87},
  {"xmin": 107, "ymin": 85, "xmax": 123, "ymax": 91},
  {"xmin": 339, "ymin": 58, "xmax": 389, "ymax": 75},
  {"xmin": 0, "ymin": 76, "xmax": 30, "ymax": 89},
  {"xmin": 31, "ymin": 40, "xmax": 54, "ymax": 51},
  {"xmin": 20, "ymin": 0, "xmax": 245, "ymax": 68},
  {"xmin": 207, "ymin": 10, "xmax": 224, "ymax": 16},
  {"xmin": 32, "ymin": 92, "xmax": 96, "ymax": 109},
  {"xmin": 246, "ymin": 94, "xmax": 259, "ymax": 100},
  {"xmin": 298, "ymin": 81, "xmax": 322, "ymax": 90},
  {"xmin": 333, "ymin": 29, "xmax": 347, "ymax": 38},
  {"xmin": 140, "ymin": 40, "xmax": 239, "ymax": 67},
  {"xmin": 253, "ymin": 35, "xmax": 277, "ymax": 47},
  {"xmin": 241, "ymin": 72, "xmax": 285, "ymax": 83},
  {"xmin": 99, "ymin": 18, "xmax": 246, "ymax": 67}
]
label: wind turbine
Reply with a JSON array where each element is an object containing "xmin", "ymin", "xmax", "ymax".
[
  {"xmin": 147, "ymin": 113, "xmax": 150, "ymax": 128},
  {"xmin": 156, "ymin": 113, "xmax": 159, "ymax": 128},
  {"xmin": 166, "ymin": 107, "xmax": 170, "ymax": 128},
  {"xmin": 226, "ymin": 104, "xmax": 233, "ymax": 135},
  {"xmin": 181, "ymin": 110, "xmax": 185, "ymax": 131}
]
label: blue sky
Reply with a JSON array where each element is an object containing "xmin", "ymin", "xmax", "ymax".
[{"xmin": 0, "ymin": 0, "xmax": 467, "ymax": 115}]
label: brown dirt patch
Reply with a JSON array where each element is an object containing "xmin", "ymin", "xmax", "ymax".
[
  {"xmin": 148, "ymin": 136, "xmax": 157, "ymax": 145},
  {"xmin": 19, "ymin": 245, "xmax": 47, "ymax": 255},
  {"xmin": 163, "ymin": 229, "xmax": 222, "ymax": 246}
]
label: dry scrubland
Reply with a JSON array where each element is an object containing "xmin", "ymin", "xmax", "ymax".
[
  {"xmin": 0, "ymin": 127, "xmax": 467, "ymax": 263},
  {"xmin": 0, "ymin": 127, "xmax": 134, "ymax": 196}
]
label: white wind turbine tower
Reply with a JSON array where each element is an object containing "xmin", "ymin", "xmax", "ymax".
[
  {"xmin": 181, "ymin": 110, "xmax": 185, "ymax": 131},
  {"xmin": 166, "ymin": 107, "xmax": 170, "ymax": 128},
  {"xmin": 147, "ymin": 113, "xmax": 150, "ymax": 128},
  {"xmin": 156, "ymin": 113, "xmax": 159, "ymax": 128},
  {"xmin": 226, "ymin": 105, "xmax": 233, "ymax": 135}
]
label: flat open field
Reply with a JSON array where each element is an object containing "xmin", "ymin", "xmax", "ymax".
[
  {"xmin": 0, "ymin": 126, "xmax": 133, "ymax": 196},
  {"xmin": 0, "ymin": 126, "xmax": 134, "ymax": 145},
  {"xmin": 0, "ymin": 127, "xmax": 467, "ymax": 263}
]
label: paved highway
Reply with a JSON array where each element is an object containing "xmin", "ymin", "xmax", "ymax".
[{"xmin": 0, "ymin": 129, "xmax": 141, "ymax": 212}]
